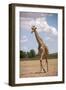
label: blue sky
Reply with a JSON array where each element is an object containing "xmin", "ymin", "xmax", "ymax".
[{"xmin": 19, "ymin": 12, "xmax": 58, "ymax": 54}]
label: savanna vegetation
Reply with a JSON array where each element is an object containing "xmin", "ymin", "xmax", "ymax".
[{"xmin": 20, "ymin": 49, "xmax": 58, "ymax": 60}]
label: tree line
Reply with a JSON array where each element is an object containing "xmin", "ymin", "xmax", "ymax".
[
  {"xmin": 20, "ymin": 49, "xmax": 58, "ymax": 59},
  {"xmin": 20, "ymin": 49, "xmax": 36, "ymax": 58}
]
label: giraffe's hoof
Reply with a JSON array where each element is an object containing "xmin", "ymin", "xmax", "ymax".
[
  {"xmin": 44, "ymin": 71, "xmax": 46, "ymax": 73},
  {"xmin": 43, "ymin": 69, "xmax": 46, "ymax": 73}
]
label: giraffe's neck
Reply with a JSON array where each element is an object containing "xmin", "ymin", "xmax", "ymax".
[{"xmin": 34, "ymin": 30, "xmax": 43, "ymax": 45}]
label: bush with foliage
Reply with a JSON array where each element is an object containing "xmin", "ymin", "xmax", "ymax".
[
  {"xmin": 20, "ymin": 49, "xmax": 36, "ymax": 58},
  {"xmin": 20, "ymin": 51, "xmax": 26, "ymax": 58}
]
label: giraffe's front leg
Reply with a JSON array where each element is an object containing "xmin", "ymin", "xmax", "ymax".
[
  {"xmin": 40, "ymin": 60, "xmax": 46, "ymax": 73},
  {"xmin": 45, "ymin": 56, "xmax": 48, "ymax": 72},
  {"xmin": 40, "ymin": 59, "xmax": 42, "ymax": 72}
]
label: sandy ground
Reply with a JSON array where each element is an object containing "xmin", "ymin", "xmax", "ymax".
[{"xmin": 20, "ymin": 59, "xmax": 58, "ymax": 78}]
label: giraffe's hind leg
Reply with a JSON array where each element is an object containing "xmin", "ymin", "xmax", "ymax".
[
  {"xmin": 46, "ymin": 58, "xmax": 48, "ymax": 72},
  {"xmin": 40, "ymin": 48, "xmax": 46, "ymax": 73}
]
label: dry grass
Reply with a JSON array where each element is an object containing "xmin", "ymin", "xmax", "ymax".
[{"xmin": 20, "ymin": 59, "xmax": 58, "ymax": 78}]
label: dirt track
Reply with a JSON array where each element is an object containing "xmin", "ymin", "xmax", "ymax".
[{"xmin": 20, "ymin": 59, "xmax": 58, "ymax": 78}]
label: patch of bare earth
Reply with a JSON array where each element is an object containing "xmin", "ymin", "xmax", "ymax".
[{"xmin": 20, "ymin": 59, "xmax": 58, "ymax": 78}]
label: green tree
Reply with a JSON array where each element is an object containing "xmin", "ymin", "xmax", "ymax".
[
  {"xmin": 27, "ymin": 49, "xmax": 36, "ymax": 58},
  {"xmin": 27, "ymin": 52, "xmax": 30, "ymax": 58},
  {"xmin": 20, "ymin": 51, "xmax": 26, "ymax": 58}
]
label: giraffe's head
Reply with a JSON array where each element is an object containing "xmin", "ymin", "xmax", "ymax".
[{"xmin": 31, "ymin": 26, "xmax": 37, "ymax": 33}]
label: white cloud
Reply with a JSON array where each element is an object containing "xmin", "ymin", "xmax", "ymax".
[
  {"xmin": 22, "ymin": 46, "xmax": 28, "ymax": 52},
  {"xmin": 22, "ymin": 35, "xmax": 27, "ymax": 39},
  {"xmin": 20, "ymin": 17, "xmax": 58, "ymax": 36},
  {"xmin": 50, "ymin": 26, "xmax": 58, "ymax": 35},
  {"xmin": 46, "ymin": 37, "xmax": 51, "ymax": 40},
  {"xmin": 20, "ymin": 35, "xmax": 28, "ymax": 43}
]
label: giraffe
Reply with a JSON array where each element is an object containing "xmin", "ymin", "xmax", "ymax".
[{"xmin": 31, "ymin": 26, "xmax": 48, "ymax": 73}]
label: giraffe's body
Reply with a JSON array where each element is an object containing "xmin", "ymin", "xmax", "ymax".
[{"xmin": 31, "ymin": 26, "xmax": 48, "ymax": 73}]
